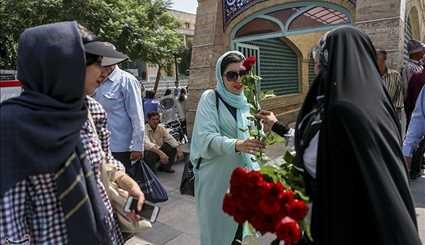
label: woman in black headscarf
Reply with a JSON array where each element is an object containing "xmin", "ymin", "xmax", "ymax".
[
  {"xmin": 257, "ymin": 26, "xmax": 421, "ymax": 245},
  {"xmin": 0, "ymin": 22, "xmax": 144, "ymax": 244}
]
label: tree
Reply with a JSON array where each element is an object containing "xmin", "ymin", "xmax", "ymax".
[
  {"xmin": 0, "ymin": 0, "xmax": 183, "ymax": 85},
  {"xmin": 137, "ymin": 0, "xmax": 182, "ymax": 93}
]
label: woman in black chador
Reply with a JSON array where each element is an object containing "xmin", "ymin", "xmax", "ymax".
[{"xmin": 258, "ymin": 26, "xmax": 421, "ymax": 245}]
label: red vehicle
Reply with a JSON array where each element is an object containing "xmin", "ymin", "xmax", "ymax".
[{"xmin": 0, "ymin": 80, "xmax": 22, "ymax": 102}]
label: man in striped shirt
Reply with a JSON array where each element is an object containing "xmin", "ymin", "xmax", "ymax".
[
  {"xmin": 401, "ymin": 40, "xmax": 425, "ymax": 94},
  {"xmin": 377, "ymin": 49, "xmax": 406, "ymax": 138}
]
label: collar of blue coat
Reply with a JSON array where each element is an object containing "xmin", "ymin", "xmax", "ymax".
[{"xmin": 215, "ymin": 51, "xmax": 250, "ymax": 110}]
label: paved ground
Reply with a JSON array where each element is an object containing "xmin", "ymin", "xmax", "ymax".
[{"xmin": 126, "ymin": 144, "xmax": 425, "ymax": 245}]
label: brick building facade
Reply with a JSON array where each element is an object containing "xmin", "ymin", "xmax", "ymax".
[{"xmin": 186, "ymin": 0, "xmax": 425, "ymax": 134}]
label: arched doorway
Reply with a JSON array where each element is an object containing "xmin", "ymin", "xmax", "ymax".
[
  {"xmin": 404, "ymin": 6, "xmax": 421, "ymax": 63},
  {"xmin": 231, "ymin": 2, "xmax": 352, "ymax": 95}
]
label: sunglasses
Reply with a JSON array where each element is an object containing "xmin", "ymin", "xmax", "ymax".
[{"xmin": 225, "ymin": 69, "xmax": 248, "ymax": 81}]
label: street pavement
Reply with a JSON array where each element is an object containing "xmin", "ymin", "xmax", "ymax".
[{"xmin": 127, "ymin": 144, "xmax": 425, "ymax": 245}]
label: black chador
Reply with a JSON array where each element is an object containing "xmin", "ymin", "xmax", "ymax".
[{"xmin": 293, "ymin": 26, "xmax": 422, "ymax": 245}]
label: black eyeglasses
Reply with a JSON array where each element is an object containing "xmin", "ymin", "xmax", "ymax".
[{"xmin": 225, "ymin": 69, "xmax": 248, "ymax": 81}]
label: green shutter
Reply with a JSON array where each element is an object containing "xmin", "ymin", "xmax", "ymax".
[
  {"xmin": 244, "ymin": 38, "xmax": 299, "ymax": 96},
  {"xmin": 308, "ymin": 55, "xmax": 315, "ymax": 86}
]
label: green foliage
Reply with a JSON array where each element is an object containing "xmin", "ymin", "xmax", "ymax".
[
  {"xmin": 0, "ymin": 0, "xmax": 182, "ymax": 69},
  {"xmin": 260, "ymin": 151, "xmax": 309, "ymax": 202}
]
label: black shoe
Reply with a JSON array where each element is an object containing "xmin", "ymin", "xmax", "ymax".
[{"xmin": 158, "ymin": 166, "xmax": 175, "ymax": 173}]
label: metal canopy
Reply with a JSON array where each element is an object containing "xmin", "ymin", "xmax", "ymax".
[{"xmin": 233, "ymin": 2, "xmax": 352, "ymax": 41}]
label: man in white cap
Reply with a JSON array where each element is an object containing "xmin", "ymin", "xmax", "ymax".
[
  {"xmin": 401, "ymin": 39, "xmax": 425, "ymax": 94},
  {"xmin": 92, "ymin": 42, "xmax": 145, "ymax": 170}
]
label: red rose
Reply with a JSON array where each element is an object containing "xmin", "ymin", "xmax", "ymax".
[
  {"xmin": 275, "ymin": 217, "xmax": 302, "ymax": 245},
  {"xmin": 280, "ymin": 189, "xmax": 294, "ymax": 204},
  {"xmin": 258, "ymin": 182, "xmax": 281, "ymax": 215},
  {"xmin": 249, "ymin": 214, "xmax": 275, "ymax": 234},
  {"xmin": 286, "ymin": 199, "xmax": 309, "ymax": 221},
  {"xmin": 232, "ymin": 202, "xmax": 249, "ymax": 224},
  {"xmin": 243, "ymin": 56, "xmax": 256, "ymax": 72},
  {"xmin": 230, "ymin": 167, "xmax": 249, "ymax": 197},
  {"xmin": 223, "ymin": 193, "xmax": 237, "ymax": 216},
  {"xmin": 244, "ymin": 171, "xmax": 264, "ymax": 199}
]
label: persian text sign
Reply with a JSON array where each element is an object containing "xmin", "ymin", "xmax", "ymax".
[{"xmin": 223, "ymin": 0, "xmax": 264, "ymax": 29}]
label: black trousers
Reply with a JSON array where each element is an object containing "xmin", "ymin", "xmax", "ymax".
[
  {"xmin": 144, "ymin": 143, "xmax": 176, "ymax": 171},
  {"xmin": 112, "ymin": 152, "xmax": 131, "ymax": 171}
]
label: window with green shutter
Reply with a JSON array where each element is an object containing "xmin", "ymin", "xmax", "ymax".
[
  {"xmin": 308, "ymin": 54, "xmax": 315, "ymax": 86},
  {"xmin": 240, "ymin": 38, "xmax": 299, "ymax": 96}
]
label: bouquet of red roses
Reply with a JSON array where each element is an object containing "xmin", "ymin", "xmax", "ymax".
[{"xmin": 223, "ymin": 167, "xmax": 309, "ymax": 245}]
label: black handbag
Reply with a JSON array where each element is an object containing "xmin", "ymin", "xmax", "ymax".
[
  {"xmin": 128, "ymin": 160, "xmax": 168, "ymax": 203},
  {"xmin": 180, "ymin": 90, "xmax": 223, "ymax": 197},
  {"xmin": 180, "ymin": 160, "xmax": 196, "ymax": 196}
]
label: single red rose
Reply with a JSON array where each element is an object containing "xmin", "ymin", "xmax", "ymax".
[
  {"xmin": 272, "ymin": 181, "xmax": 286, "ymax": 194},
  {"xmin": 247, "ymin": 171, "xmax": 263, "ymax": 184},
  {"xmin": 223, "ymin": 193, "xmax": 237, "ymax": 216},
  {"xmin": 249, "ymin": 214, "xmax": 274, "ymax": 234},
  {"xmin": 258, "ymin": 182, "xmax": 281, "ymax": 215},
  {"xmin": 286, "ymin": 199, "xmax": 309, "ymax": 221},
  {"xmin": 242, "ymin": 56, "xmax": 256, "ymax": 72},
  {"xmin": 232, "ymin": 202, "xmax": 249, "ymax": 224},
  {"xmin": 275, "ymin": 217, "xmax": 302, "ymax": 245},
  {"xmin": 230, "ymin": 167, "xmax": 249, "ymax": 197},
  {"xmin": 243, "ymin": 171, "xmax": 265, "ymax": 199},
  {"xmin": 280, "ymin": 189, "xmax": 294, "ymax": 204}
]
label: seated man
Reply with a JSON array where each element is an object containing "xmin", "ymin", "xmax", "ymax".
[{"xmin": 144, "ymin": 112, "xmax": 183, "ymax": 173}]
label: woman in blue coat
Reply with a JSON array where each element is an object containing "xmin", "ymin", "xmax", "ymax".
[{"xmin": 190, "ymin": 51, "xmax": 264, "ymax": 245}]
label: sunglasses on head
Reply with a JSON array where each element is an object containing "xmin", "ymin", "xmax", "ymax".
[{"xmin": 225, "ymin": 69, "xmax": 248, "ymax": 81}]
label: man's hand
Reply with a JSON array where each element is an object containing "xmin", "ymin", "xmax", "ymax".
[
  {"xmin": 176, "ymin": 146, "xmax": 184, "ymax": 160},
  {"xmin": 255, "ymin": 110, "xmax": 278, "ymax": 133},
  {"xmin": 130, "ymin": 151, "xmax": 143, "ymax": 161}
]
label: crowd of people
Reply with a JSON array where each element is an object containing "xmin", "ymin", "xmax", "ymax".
[
  {"xmin": 1, "ymin": 20, "xmax": 424, "ymax": 245},
  {"xmin": 0, "ymin": 22, "xmax": 187, "ymax": 244}
]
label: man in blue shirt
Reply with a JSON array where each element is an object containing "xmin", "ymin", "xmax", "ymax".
[
  {"xmin": 403, "ymin": 85, "xmax": 425, "ymax": 179},
  {"xmin": 94, "ymin": 43, "xmax": 145, "ymax": 169},
  {"xmin": 143, "ymin": 90, "xmax": 160, "ymax": 122}
]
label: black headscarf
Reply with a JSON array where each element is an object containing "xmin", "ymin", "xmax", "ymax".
[
  {"xmin": 0, "ymin": 22, "xmax": 111, "ymax": 244},
  {"xmin": 295, "ymin": 26, "xmax": 421, "ymax": 245}
]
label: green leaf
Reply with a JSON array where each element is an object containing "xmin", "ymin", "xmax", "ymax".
[
  {"xmin": 263, "ymin": 132, "xmax": 285, "ymax": 145},
  {"xmin": 283, "ymin": 151, "xmax": 296, "ymax": 164}
]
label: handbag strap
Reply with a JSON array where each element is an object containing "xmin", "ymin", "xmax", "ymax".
[
  {"xmin": 87, "ymin": 112, "xmax": 106, "ymax": 159},
  {"xmin": 87, "ymin": 112, "xmax": 120, "ymax": 183},
  {"xmin": 195, "ymin": 90, "xmax": 221, "ymax": 170}
]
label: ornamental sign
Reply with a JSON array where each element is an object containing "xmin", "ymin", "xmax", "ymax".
[
  {"xmin": 223, "ymin": 0, "xmax": 264, "ymax": 29},
  {"xmin": 223, "ymin": 0, "xmax": 356, "ymax": 30}
]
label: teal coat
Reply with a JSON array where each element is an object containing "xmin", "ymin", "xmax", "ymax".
[{"xmin": 191, "ymin": 90, "xmax": 258, "ymax": 245}]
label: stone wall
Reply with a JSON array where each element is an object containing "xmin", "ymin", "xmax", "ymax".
[
  {"xmin": 355, "ymin": 0, "xmax": 406, "ymax": 71},
  {"xmin": 170, "ymin": 9, "xmax": 196, "ymax": 36}
]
